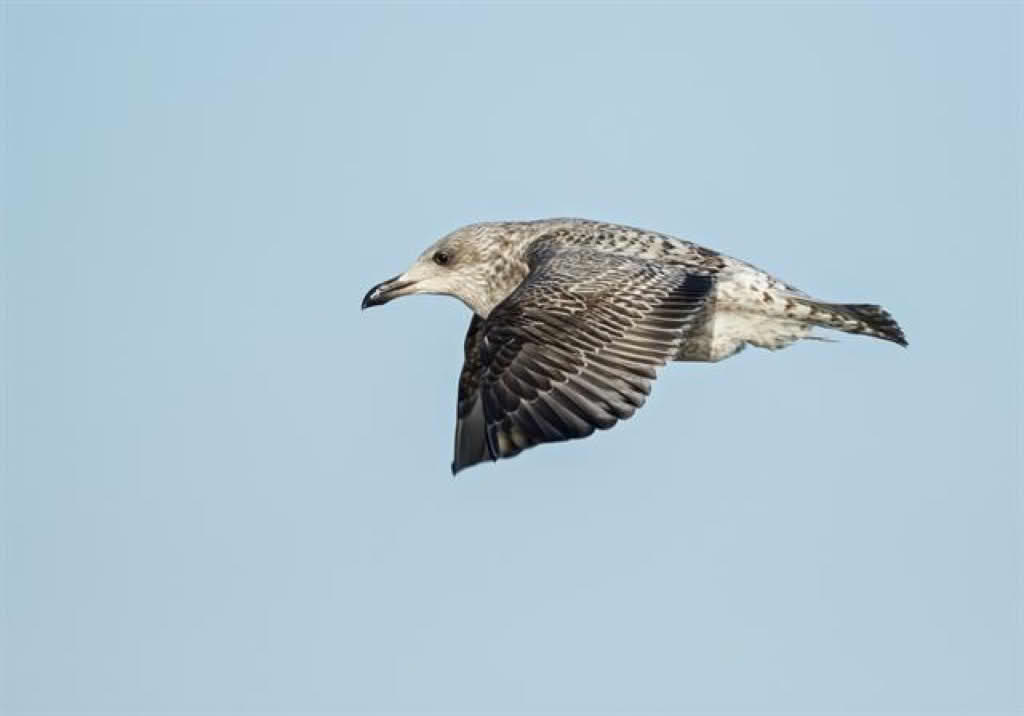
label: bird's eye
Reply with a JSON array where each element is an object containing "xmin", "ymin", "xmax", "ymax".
[{"xmin": 433, "ymin": 251, "xmax": 451, "ymax": 266}]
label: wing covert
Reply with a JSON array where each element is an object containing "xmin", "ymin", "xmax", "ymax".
[{"xmin": 452, "ymin": 245, "xmax": 713, "ymax": 474}]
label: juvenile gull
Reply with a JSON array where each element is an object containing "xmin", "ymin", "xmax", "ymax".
[{"xmin": 361, "ymin": 218, "xmax": 907, "ymax": 474}]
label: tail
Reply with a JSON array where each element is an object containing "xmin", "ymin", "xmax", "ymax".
[{"xmin": 794, "ymin": 298, "xmax": 908, "ymax": 347}]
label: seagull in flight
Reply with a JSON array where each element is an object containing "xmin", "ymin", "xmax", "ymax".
[{"xmin": 362, "ymin": 218, "xmax": 907, "ymax": 474}]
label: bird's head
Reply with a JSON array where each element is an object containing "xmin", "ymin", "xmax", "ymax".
[{"xmin": 361, "ymin": 222, "xmax": 534, "ymax": 317}]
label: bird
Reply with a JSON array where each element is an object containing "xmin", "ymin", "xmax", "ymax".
[{"xmin": 361, "ymin": 218, "xmax": 907, "ymax": 475}]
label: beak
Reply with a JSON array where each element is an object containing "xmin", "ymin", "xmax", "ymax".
[{"xmin": 361, "ymin": 275, "xmax": 416, "ymax": 309}]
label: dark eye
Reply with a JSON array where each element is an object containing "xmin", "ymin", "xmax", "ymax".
[{"xmin": 433, "ymin": 251, "xmax": 451, "ymax": 266}]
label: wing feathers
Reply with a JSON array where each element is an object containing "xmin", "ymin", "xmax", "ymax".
[{"xmin": 452, "ymin": 248, "xmax": 714, "ymax": 473}]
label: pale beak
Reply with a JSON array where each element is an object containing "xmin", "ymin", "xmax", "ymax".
[{"xmin": 361, "ymin": 275, "xmax": 417, "ymax": 309}]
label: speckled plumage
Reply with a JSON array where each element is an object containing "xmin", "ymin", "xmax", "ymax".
[{"xmin": 361, "ymin": 218, "xmax": 907, "ymax": 474}]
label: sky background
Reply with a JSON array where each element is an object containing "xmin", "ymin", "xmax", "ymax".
[{"xmin": 2, "ymin": 2, "xmax": 1021, "ymax": 714}]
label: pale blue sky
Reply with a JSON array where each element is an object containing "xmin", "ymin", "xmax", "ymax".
[{"xmin": 2, "ymin": 2, "xmax": 1021, "ymax": 714}]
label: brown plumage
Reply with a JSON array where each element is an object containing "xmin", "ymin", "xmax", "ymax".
[{"xmin": 361, "ymin": 218, "xmax": 907, "ymax": 474}]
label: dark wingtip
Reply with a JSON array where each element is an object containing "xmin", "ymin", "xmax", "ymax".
[{"xmin": 451, "ymin": 460, "xmax": 481, "ymax": 477}]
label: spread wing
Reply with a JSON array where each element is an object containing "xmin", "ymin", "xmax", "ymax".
[
  {"xmin": 453, "ymin": 314, "xmax": 489, "ymax": 472},
  {"xmin": 452, "ymin": 244, "xmax": 713, "ymax": 474}
]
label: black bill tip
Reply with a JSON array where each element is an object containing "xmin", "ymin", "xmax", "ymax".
[{"xmin": 361, "ymin": 276, "xmax": 413, "ymax": 310}]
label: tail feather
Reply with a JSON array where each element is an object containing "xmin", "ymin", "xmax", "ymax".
[{"xmin": 796, "ymin": 299, "xmax": 908, "ymax": 347}]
